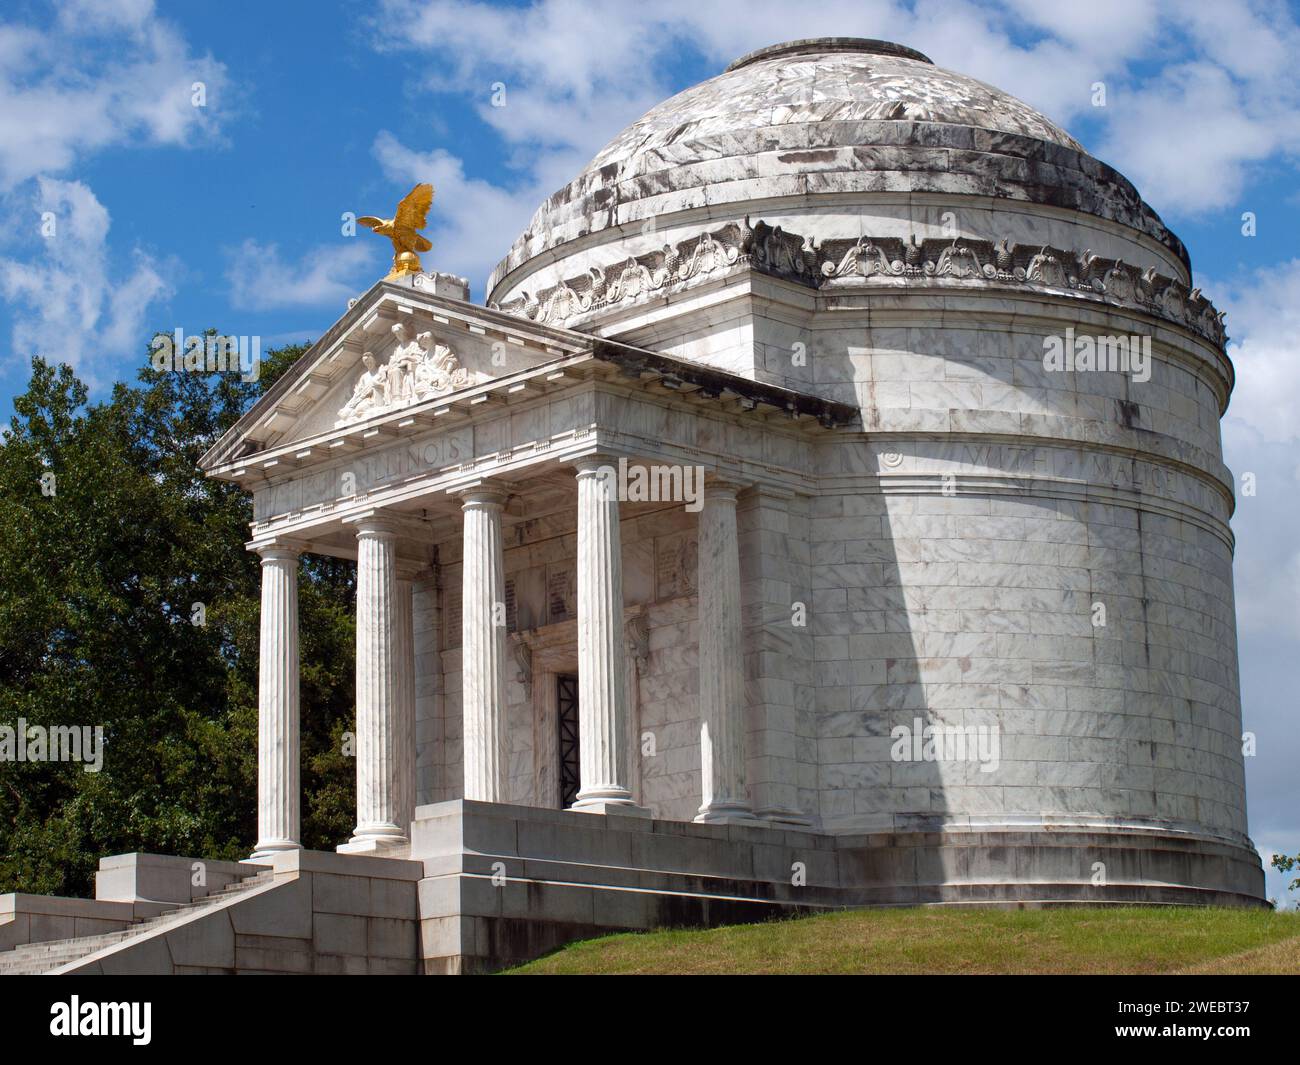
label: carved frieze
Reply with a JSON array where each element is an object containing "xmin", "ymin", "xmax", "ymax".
[{"xmin": 495, "ymin": 218, "xmax": 1228, "ymax": 348}]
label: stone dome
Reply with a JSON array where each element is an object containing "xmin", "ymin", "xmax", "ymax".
[
  {"xmin": 487, "ymin": 38, "xmax": 1187, "ymax": 303},
  {"xmin": 589, "ymin": 38, "xmax": 1085, "ymax": 170}
]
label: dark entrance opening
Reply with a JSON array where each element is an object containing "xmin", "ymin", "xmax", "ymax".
[{"xmin": 557, "ymin": 673, "xmax": 581, "ymax": 808}]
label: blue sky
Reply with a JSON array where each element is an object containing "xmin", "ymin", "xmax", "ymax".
[{"xmin": 1, "ymin": 0, "xmax": 1297, "ymax": 902}]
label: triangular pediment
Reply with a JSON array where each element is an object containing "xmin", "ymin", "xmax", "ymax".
[{"xmin": 201, "ymin": 281, "xmax": 592, "ymax": 473}]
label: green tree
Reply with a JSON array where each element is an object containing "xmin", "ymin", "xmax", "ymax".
[
  {"xmin": 1272, "ymin": 853, "xmax": 1300, "ymax": 897},
  {"xmin": 0, "ymin": 341, "xmax": 356, "ymax": 897}
]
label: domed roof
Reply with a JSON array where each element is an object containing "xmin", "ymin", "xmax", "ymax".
[
  {"xmin": 487, "ymin": 38, "xmax": 1186, "ymax": 299},
  {"xmin": 587, "ymin": 38, "xmax": 1085, "ymax": 175}
]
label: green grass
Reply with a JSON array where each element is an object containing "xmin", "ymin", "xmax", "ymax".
[{"xmin": 503, "ymin": 907, "xmax": 1300, "ymax": 975}]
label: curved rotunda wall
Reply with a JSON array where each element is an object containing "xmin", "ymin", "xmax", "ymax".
[
  {"xmin": 789, "ymin": 284, "xmax": 1244, "ymax": 842},
  {"xmin": 485, "ymin": 41, "xmax": 1256, "ymax": 873}
]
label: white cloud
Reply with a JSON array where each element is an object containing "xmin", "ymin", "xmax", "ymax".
[
  {"xmin": 1221, "ymin": 259, "xmax": 1300, "ymax": 447},
  {"xmin": 368, "ymin": 0, "xmax": 1300, "ymax": 251},
  {"xmin": 0, "ymin": 178, "xmax": 171, "ymax": 387},
  {"xmin": 0, "ymin": 0, "xmax": 236, "ymax": 391},
  {"xmin": 1096, "ymin": 62, "xmax": 1283, "ymax": 215},
  {"xmin": 55, "ymin": 0, "xmax": 157, "ymax": 33},
  {"xmin": 1215, "ymin": 259, "xmax": 1300, "ymax": 643},
  {"xmin": 0, "ymin": 0, "xmax": 231, "ymax": 191},
  {"xmin": 371, "ymin": 130, "xmax": 584, "ymax": 299},
  {"xmin": 226, "ymin": 239, "xmax": 382, "ymax": 313}
]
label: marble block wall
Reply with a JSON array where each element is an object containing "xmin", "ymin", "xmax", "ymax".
[{"xmin": 809, "ymin": 485, "xmax": 1245, "ymax": 840}]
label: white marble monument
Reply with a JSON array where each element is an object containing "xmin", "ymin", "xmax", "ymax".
[{"xmin": 1, "ymin": 38, "xmax": 1263, "ymax": 975}]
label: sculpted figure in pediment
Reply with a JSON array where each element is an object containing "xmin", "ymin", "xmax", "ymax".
[
  {"xmin": 338, "ymin": 324, "xmax": 474, "ymax": 425},
  {"xmin": 338, "ymin": 352, "xmax": 389, "ymax": 421},
  {"xmin": 413, "ymin": 340, "xmax": 469, "ymax": 397},
  {"xmin": 387, "ymin": 322, "xmax": 429, "ymax": 404}
]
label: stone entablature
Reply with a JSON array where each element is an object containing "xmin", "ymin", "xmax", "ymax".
[
  {"xmin": 494, "ymin": 217, "xmax": 1227, "ymax": 349},
  {"xmin": 241, "ymin": 379, "xmax": 836, "ymax": 544}
]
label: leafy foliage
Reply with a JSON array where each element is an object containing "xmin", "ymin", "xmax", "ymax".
[
  {"xmin": 0, "ymin": 341, "xmax": 356, "ymax": 897},
  {"xmin": 1272, "ymin": 853, "xmax": 1300, "ymax": 895}
]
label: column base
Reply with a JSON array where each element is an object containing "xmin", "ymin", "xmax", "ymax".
[
  {"xmin": 695, "ymin": 801, "xmax": 759, "ymax": 825},
  {"xmin": 249, "ymin": 840, "xmax": 302, "ymax": 860},
  {"xmin": 337, "ymin": 834, "xmax": 410, "ymax": 857},
  {"xmin": 570, "ymin": 798, "xmax": 651, "ymax": 818}
]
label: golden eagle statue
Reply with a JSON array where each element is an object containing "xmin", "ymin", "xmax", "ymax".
[{"xmin": 359, "ymin": 182, "xmax": 434, "ymax": 280}]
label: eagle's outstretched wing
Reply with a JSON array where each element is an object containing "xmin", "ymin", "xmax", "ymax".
[{"xmin": 394, "ymin": 183, "xmax": 434, "ymax": 230}]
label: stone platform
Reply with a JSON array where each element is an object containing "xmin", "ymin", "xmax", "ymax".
[
  {"xmin": 0, "ymin": 800, "xmax": 1265, "ymax": 974},
  {"xmin": 409, "ymin": 800, "xmax": 1266, "ymax": 972}
]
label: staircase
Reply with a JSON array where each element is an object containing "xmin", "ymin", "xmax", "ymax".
[{"xmin": 0, "ymin": 870, "xmax": 276, "ymax": 975}]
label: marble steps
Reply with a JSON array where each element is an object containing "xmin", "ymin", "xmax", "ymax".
[{"xmin": 0, "ymin": 870, "xmax": 276, "ymax": 975}]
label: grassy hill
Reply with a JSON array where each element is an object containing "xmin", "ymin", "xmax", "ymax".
[{"xmin": 504, "ymin": 906, "xmax": 1300, "ymax": 975}]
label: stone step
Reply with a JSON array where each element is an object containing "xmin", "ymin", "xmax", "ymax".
[{"xmin": 0, "ymin": 870, "xmax": 276, "ymax": 975}]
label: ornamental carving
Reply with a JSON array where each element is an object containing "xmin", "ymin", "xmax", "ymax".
[
  {"xmin": 494, "ymin": 218, "xmax": 1228, "ymax": 349},
  {"xmin": 624, "ymin": 614, "xmax": 650, "ymax": 674},
  {"xmin": 679, "ymin": 232, "xmax": 737, "ymax": 280},
  {"xmin": 337, "ymin": 322, "xmax": 471, "ymax": 425},
  {"xmin": 1026, "ymin": 247, "xmax": 1068, "ymax": 287},
  {"xmin": 931, "ymin": 241, "xmax": 983, "ymax": 279}
]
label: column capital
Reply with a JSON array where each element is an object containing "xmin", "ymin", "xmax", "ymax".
[
  {"xmin": 454, "ymin": 479, "xmax": 512, "ymax": 509},
  {"xmin": 254, "ymin": 543, "xmax": 302, "ymax": 564},
  {"xmin": 347, "ymin": 510, "xmax": 401, "ymax": 538},
  {"xmin": 248, "ymin": 535, "xmax": 307, "ymax": 560},
  {"xmin": 702, "ymin": 475, "xmax": 748, "ymax": 502},
  {"xmin": 572, "ymin": 454, "xmax": 620, "ymax": 477}
]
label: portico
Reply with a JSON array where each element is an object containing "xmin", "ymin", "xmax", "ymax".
[{"xmin": 207, "ymin": 278, "xmax": 851, "ymax": 856}]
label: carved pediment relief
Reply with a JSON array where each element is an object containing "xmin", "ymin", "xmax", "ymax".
[
  {"xmin": 201, "ymin": 288, "xmax": 587, "ymax": 472},
  {"xmin": 338, "ymin": 321, "xmax": 471, "ymax": 426}
]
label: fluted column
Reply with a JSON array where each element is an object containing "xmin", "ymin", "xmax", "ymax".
[
  {"xmin": 252, "ymin": 546, "xmax": 302, "ymax": 858},
  {"xmin": 459, "ymin": 485, "xmax": 508, "ymax": 802},
  {"xmin": 696, "ymin": 481, "xmax": 756, "ymax": 822},
  {"xmin": 347, "ymin": 516, "xmax": 405, "ymax": 847},
  {"xmin": 572, "ymin": 457, "xmax": 641, "ymax": 812},
  {"xmin": 393, "ymin": 577, "xmax": 416, "ymax": 835}
]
